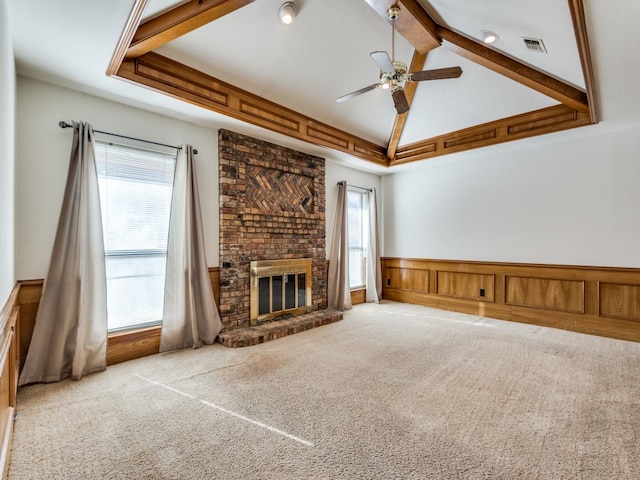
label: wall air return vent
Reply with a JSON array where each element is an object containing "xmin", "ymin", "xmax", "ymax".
[{"xmin": 522, "ymin": 37, "xmax": 547, "ymax": 53}]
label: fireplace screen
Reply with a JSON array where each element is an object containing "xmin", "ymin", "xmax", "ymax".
[{"xmin": 250, "ymin": 259, "xmax": 312, "ymax": 324}]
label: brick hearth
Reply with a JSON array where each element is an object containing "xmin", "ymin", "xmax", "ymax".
[{"xmin": 218, "ymin": 309, "xmax": 343, "ymax": 348}]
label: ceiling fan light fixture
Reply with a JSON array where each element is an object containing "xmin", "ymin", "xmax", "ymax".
[
  {"xmin": 335, "ymin": 5, "xmax": 462, "ymax": 114},
  {"xmin": 278, "ymin": 2, "xmax": 297, "ymax": 25},
  {"xmin": 481, "ymin": 30, "xmax": 499, "ymax": 44}
]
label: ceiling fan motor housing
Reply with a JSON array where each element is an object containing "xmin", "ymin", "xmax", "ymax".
[
  {"xmin": 392, "ymin": 61, "xmax": 407, "ymax": 74},
  {"xmin": 380, "ymin": 61, "xmax": 408, "ymax": 90},
  {"xmin": 388, "ymin": 7, "xmax": 400, "ymax": 20}
]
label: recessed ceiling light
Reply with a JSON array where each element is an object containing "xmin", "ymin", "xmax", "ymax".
[
  {"xmin": 278, "ymin": 2, "xmax": 297, "ymax": 25},
  {"xmin": 481, "ymin": 30, "xmax": 499, "ymax": 44}
]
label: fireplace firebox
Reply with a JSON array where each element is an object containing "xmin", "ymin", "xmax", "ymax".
[{"xmin": 250, "ymin": 259, "xmax": 312, "ymax": 325}]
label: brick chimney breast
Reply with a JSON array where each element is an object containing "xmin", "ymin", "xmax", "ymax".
[{"xmin": 218, "ymin": 129, "xmax": 327, "ymax": 331}]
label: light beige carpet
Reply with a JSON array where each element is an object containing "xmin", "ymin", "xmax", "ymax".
[{"xmin": 9, "ymin": 301, "xmax": 640, "ymax": 479}]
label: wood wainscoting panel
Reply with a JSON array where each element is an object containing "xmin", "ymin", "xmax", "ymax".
[
  {"xmin": 0, "ymin": 284, "xmax": 19, "ymax": 479},
  {"xmin": 386, "ymin": 267, "xmax": 429, "ymax": 293},
  {"xmin": 17, "ymin": 280, "xmax": 42, "ymax": 374},
  {"xmin": 381, "ymin": 258, "xmax": 640, "ymax": 343},
  {"xmin": 18, "ymin": 267, "xmax": 222, "ymax": 369},
  {"xmin": 505, "ymin": 276, "xmax": 584, "ymax": 313},
  {"xmin": 351, "ymin": 288, "xmax": 366, "ymax": 306},
  {"xmin": 599, "ymin": 283, "xmax": 640, "ymax": 322},
  {"xmin": 437, "ymin": 271, "xmax": 494, "ymax": 302},
  {"xmin": 107, "ymin": 326, "xmax": 161, "ymax": 365}
]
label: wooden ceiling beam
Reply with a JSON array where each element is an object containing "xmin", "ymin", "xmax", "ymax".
[
  {"xmin": 107, "ymin": 0, "xmax": 595, "ymax": 168},
  {"xmin": 362, "ymin": 0, "xmax": 440, "ymax": 53},
  {"xmin": 392, "ymin": 104, "xmax": 591, "ymax": 166},
  {"xmin": 106, "ymin": 0, "xmax": 150, "ymax": 76},
  {"xmin": 125, "ymin": 0, "xmax": 256, "ymax": 59},
  {"xmin": 436, "ymin": 25, "xmax": 589, "ymax": 113},
  {"xmin": 115, "ymin": 53, "xmax": 388, "ymax": 167},
  {"xmin": 386, "ymin": 50, "xmax": 427, "ymax": 160},
  {"xmin": 568, "ymin": 0, "xmax": 598, "ymax": 123}
]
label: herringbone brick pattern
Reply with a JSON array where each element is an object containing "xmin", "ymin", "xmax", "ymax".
[{"xmin": 246, "ymin": 166, "xmax": 314, "ymax": 214}]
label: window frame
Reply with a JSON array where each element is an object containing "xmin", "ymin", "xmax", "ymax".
[
  {"xmin": 347, "ymin": 186, "xmax": 369, "ymax": 291},
  {"xmin": 95, "ymin": 139, "xmax": 176, "ymax": 333}
]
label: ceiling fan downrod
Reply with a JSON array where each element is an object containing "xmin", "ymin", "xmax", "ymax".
[{"xmin": 388, "ymin": 6, "xmax": 400, "ymax": 63}]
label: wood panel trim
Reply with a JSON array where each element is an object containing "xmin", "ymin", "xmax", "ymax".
[
  {"xmin": 115, "ymin": 53, "xmax": 388, "ymax": 167},
  {"xmin": 505, "ymin": 276, "xmax": 585, "ymax": 314},
  {"xmin": 106, "ymin": 0, "xmax": 150, "ymax": 76},
  {"xmin": 363, "ymin": 0, "xmax": 441, "ymax": 54},
  {"xmin": 0, "ymin": 285, "xmax": 19, "ymax": 480},
  {"xmin": 598, "ymin": 282, "xmax": 640, "ymax": 322},
  {"xmin": 382, "ymin": 257, "xmax": 640, "ymax": 343},
  {"xmin": 386, "ymin": 266, "xmax": 430, "ymax": 293},
  {"xmin": 107, "ymin": 0, "xmax": 596, "ymax": 168},
  {"xmin": 351, "ymin": 288, "xmax": 366, "ymax": 306},
  {"xmin": 107, "ymin": 325, "xmax": 162, "ymax": 365},
  {"xmin": 568, "ymin": 0, "xmax": 598, "ymax": 124},
  {"xmin": 435, "ymin": 270, "xmax": 495, "ymax": 302},
  {"xmin": 387, "ymin": 50, "xmax": 427, "ymax": 161},
  {"xmin": 392, "ymin": 105, "xmax": 591, "ymax": 165},
  {"xmin": 0, "ymin": 285, "xmax": 18, "ymax": 342}
]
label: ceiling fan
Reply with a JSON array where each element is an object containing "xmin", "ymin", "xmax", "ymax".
[{"xmin": 336, "ymin": 6, "xmax": 463, "ymax": 114}]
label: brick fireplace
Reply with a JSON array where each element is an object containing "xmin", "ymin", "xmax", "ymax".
[{"xmin": 218, "ymin": 129, "xmax": 329, "ymax": 333}]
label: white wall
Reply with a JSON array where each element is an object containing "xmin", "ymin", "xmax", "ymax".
[
  {"xmin": 16, "ymin": 77, "xmax": 219, "ymax": 279},
  {"xmin": 382, "ymin": 120, "xmax": 640, "ymax": 268},
  {"xmin": 0, "ymin": 0, "xmax": 16, "ymax": 301},
  {"xmin": 15, "ymin": 77, "xmax": 382, "ymax": 279}
]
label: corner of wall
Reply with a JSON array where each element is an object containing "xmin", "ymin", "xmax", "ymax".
[{"xmin": 0, "ymin": 0, "xmax": 16, "ymax": 303}]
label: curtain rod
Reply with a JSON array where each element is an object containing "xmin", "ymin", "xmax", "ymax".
[
  {"xmin": 337, "ymin": 180, "xmax": 372, "ymax": 192},
  {"xmin": 58, "ymin": 121, "xmax": 198, "ymax": 154}
]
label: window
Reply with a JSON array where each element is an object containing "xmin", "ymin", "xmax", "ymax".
[
  {"xmin": 347, "ymin": 188, "xmax": 369, "ymax": 289},
  {"xmin": 95, "ymin": 141, "xmax": 176, "ymax": 332}
]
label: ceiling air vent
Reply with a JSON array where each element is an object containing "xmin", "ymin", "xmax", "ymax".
[{"xmin": 522, "ymin": 37, "xmax": 547, "ymax": 53}]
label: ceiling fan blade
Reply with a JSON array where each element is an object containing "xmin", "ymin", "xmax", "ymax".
[
  {"xmin": 336, "ymin": 83, "xmax": 380, "ymax": 103},
  {"xmin": 392, "ymin": 88, "xmax": 410, "ymax": 114},
  {"xmin": 410, "ymin": 66, "xmax": 463, "ymax": 82},
  {"xmin": 370, "ymin": 51, "xmax": 395, "ymax": 73}
]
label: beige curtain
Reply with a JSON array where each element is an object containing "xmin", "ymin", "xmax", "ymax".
[
  {"xmin": 19, "ymin": 121, "xmax": 107, "ymax": 385},
  {"xmin": 160, "ymin": 145, "xmax": 222, "ymax": 352},
  {"xmin": 328, "ymin": 181, "xmax": 352, "ymax": 311},
  {"xmin": 365, "ymin": 188, "xmax": 382, "ymax": 303}
]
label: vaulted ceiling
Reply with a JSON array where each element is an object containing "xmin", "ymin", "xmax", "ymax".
[{"xmin": 11, "ymin": 0, "xmax": 597, "ymax": 170}]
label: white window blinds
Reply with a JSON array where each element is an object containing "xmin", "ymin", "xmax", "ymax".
[
  {"xmin": 95, "ymin": 141, "xmax": 176, "ymax": 332},
  {"xmin": 347, "ymin": 189, "xmax": 368, "ymax": 289}
]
